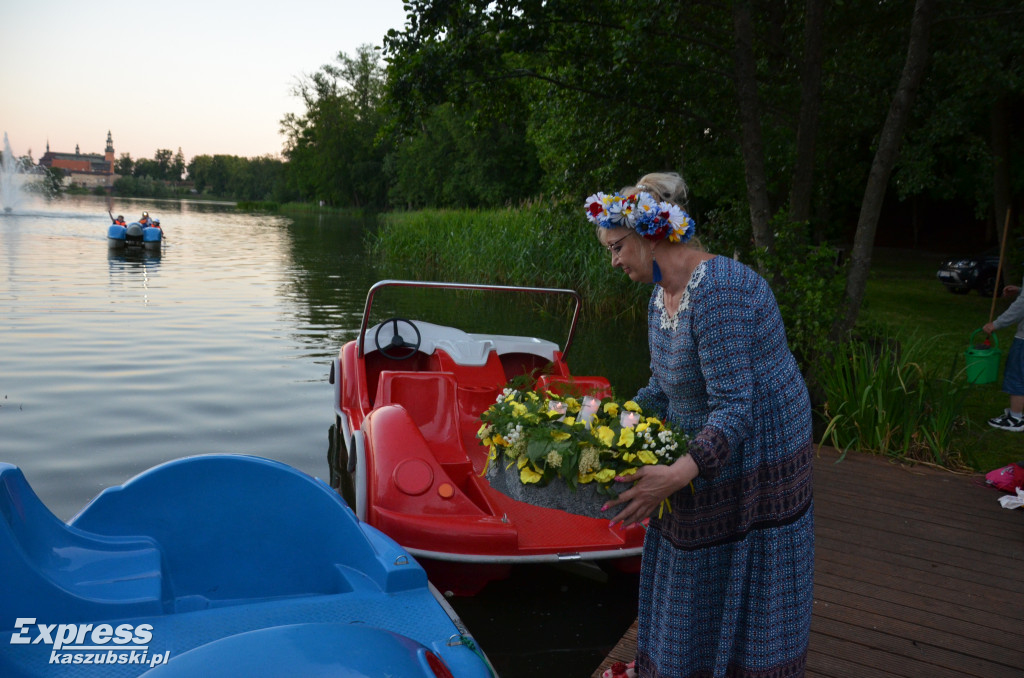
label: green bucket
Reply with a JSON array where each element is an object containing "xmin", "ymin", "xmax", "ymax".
[{"xmin": 964, "ymin": 329, "xmax": 1000, "ymax": 384}]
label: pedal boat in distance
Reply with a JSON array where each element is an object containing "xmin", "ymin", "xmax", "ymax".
[
  {"xmin": 108, "ymin": 221, "xmax": 161, "ymax": 250},
  {"xmin": 329, "ymin": 280, "xmax": 646, "ymax": 596}
]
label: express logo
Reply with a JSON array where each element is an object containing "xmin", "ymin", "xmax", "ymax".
[
  {"xmin": 9, "ymin": 618, "xmax": 170, "ymax": 667},
  {"xmin": 10, "ymin": 618, "xmax": 152, "ymax": 649}
]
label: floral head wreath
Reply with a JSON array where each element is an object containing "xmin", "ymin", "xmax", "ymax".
[{"xmin": 584, "ymin": 190, "xmax": 696, "ymax": 243}]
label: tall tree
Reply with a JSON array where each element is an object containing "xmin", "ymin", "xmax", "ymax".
[
  {"xmin": 837, "ymin": 0, "xmax": 938, "ymax": 336},
  {"xmin": 115, "ymin": 153, "xmax": 134, "ymax": 177},
  {"xmin": 282, "ymin": 44, "xmax": 390, "ymax": 207},
  {"xmin": 172, "ymin": 148, "xmax": 186, "ymax": 182},
  {"xmin": 789, "ymin": 0, "xmax": 825, "ymax": 227},
  {"xmin": 153, "ymin": 149, "xmax": 174, "ymax": 181}
]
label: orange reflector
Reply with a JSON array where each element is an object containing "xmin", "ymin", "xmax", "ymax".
[{"xmin": 437, "ymin": 483, "xmax": 455, "ymax": 499}]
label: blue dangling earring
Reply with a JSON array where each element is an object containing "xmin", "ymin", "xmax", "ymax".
[{"xmin": 652, "ymin": 257, "xmax": 662, "ymax": 284}]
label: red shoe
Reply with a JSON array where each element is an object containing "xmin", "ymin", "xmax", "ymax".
[{"xmin": 602, "ymin": 660, "xmax": 636, "ymax": 678}]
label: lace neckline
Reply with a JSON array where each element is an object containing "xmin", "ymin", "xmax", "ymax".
[{"xmin": 654, "ymin": 259, "xmax": 708, "ymax": 331}]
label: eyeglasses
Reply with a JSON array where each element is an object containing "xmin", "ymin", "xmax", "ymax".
[{"xmin": 605, "ymin": 233, "xmax": 631, "ymax": 256}]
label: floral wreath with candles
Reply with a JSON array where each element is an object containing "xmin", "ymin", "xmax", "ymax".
[
  {"xmin": 477, "ymin": 384, "xmax": 689, "ymax": 506},
  {"xmin": 584, "ymin": 190, "xmax": 696, "ymax": 243}
]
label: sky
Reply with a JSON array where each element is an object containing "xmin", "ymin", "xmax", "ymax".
[{"xmin": 0, "ymin": 1, "xmax": 409, "ymax": 163}]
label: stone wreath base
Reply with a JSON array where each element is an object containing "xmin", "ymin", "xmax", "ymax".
[{"xmin": 484, "ymin": 457, "xmax": 632, "ymax": 519}]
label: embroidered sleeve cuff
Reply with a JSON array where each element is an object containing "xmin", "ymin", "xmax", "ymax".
[{"xmin": 687, "ymin": 428, "xmax": 731, "ymax": 480}]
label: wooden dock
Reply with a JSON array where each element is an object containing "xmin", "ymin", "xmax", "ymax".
[{"xmin": 592, "ymin": 446, "xmax": 1024, "ymax": 678}]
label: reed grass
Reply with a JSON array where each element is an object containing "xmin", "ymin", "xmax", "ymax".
[
  {"xmin": 369, "ymin": 204, "xmax": 646, "ymax": 316},
  {"xmin": 816, "ymin": 334, "xmax": 971, "ymax": 468}
]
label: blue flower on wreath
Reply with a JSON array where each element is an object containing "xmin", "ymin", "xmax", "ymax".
[{"xmin": 584, "ymin": 191, "xmax": 695, "ymax": 243}]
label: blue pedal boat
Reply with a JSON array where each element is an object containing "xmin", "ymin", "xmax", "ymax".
[
  {"xmin": 0, "ymin": 455, "xmax": 494, "ymax": 677},
  {"xmin": 108, "ymin": 222, "xmax": 162, "ymax": 251}
]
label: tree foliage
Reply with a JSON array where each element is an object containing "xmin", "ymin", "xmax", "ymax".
[
  {"xmin": 187, "ymin": 154, "xmax": 289, "ymax": 201},
  {"xmin": 381, "ymin": 0, "xmax": 1024, "ymax": 338},
  {"xmin": 281, "ymin": 44, "xmax": 391, "ymax": 207}
]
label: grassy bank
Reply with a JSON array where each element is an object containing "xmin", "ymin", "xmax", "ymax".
[
  {"xmin": 370, "ymin": 208, "xmax": 1021, "ymax": 473},
  {"xmin": 861, "ymin": 248, "xmax": 1021, "ymax": 472}
]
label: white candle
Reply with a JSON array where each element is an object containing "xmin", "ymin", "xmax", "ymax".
[
  {"xmin": 620, "ymin": 411, "xmax": 640, "ymax": 428},
  {"xmin": 580, "ymin": 396, "xmax": 600, "ymax": 429},
  {"xmin": 548, "ymin": 400, "xmax": 567, "ymax": 421},
  {"xmin": 548, "ymin": 400, "xmax": 567, "ymax": 415}
]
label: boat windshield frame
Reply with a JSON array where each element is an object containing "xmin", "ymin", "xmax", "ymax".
[{"xmin": 356, "ymin": 280, "xmax": 582, "ymax": 361}]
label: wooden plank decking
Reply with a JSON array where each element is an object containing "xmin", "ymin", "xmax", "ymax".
[{"xmin": 592, "ymin": 446, "xmax": 1024, "ymax": 678}]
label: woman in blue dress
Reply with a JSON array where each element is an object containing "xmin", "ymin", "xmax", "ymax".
[{"xmin": 589, "ymin": 172, "xmax": 814, "ymax": 678}]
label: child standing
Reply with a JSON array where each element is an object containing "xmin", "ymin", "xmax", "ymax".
[{"xmin": 984, "ymin": 280, "xmax": 1024, "ymax": 431}]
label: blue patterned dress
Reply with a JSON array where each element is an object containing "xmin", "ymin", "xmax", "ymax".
[{"xmin": 632, "ymin": 256, "xmax": 814, "ymax": 678}]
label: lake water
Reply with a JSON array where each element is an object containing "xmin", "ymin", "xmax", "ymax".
[{"xmin": 1, "ymin": 194, "xmax": 646, "ymax": 676}]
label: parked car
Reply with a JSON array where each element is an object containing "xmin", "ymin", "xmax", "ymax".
[{"xmin": 936, "ymin": 248, "xmax": 1008, "ymax": 296}]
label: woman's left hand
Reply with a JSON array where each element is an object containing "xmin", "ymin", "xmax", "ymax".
[{"xmin": 605, "ymin": 455, "xmax": 699, "ymax": 528}]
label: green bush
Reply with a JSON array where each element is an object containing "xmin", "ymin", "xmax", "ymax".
[{"xmin": 753, "ymin": 215, "xmax": 846, "ymax": 373}]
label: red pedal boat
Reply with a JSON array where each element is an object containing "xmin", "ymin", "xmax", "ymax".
[{"xmin": 328, "ymin": 280, "xmax": 645, "ymax": 595}]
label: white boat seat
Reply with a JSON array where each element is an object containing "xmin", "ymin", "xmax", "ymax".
[{"xmin": 365, "ymin": 320, "xmax": 559, "ymax": 366}]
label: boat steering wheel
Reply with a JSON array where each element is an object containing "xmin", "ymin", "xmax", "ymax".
[{"xmin": 374, "ymin": 317, "xmax": 422, "ymax": 361}]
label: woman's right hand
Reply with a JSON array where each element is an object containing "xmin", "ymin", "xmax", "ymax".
[{"xmin": 604, "ymin": 455, "xmax": 699, "ymax": 528}]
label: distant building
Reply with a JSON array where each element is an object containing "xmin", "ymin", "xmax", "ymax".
[{"xmin": 37, "ymin": 131, "xmax": 116, "ymax": 188}]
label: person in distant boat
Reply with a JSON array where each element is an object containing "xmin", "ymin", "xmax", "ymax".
[
  {"xmin": 139, "ymin": 211, "xmax": 151, "ymax": 226},
  {"xmin": 151, "ymin": 218, "xmax": 162, "ymax": 231},
  {"xmin": 108, "ymin": 210, "xmax": 126, "ymax": 225},
  {"xmin": 592, "ymin": 171, "xmax": 813, "ymax": 678}
]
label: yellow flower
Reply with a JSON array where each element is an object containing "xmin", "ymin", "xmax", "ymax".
[
  {"xmin": 616, "ymin": 428, "xmax": 635, "ymax": 448},
  {"xmin": 578, "ymin": 471, "xmax": 595, "ymax": 484},
  {"xmin": 595, "ymin": 425, "xmax": 615, "ymax": 447},
  {"xmin": 512, "ymin": 402, "xmax": 527, "ymax": 417},
  {"xmin": 595, "ymin": 468, "xmax": 616, "ymax": 483},
  {"xmin": 635, "ymin": 422, "xmax": 649, "ymax": 433},
  {"xmin": 622, "ymin": 452, "xmax": 635, "ymax": 463},
  {"xmin": 565, "ymin": 397, "xmax": 580, "ymax": 413},
  {"xmin": 517, "ymin": 455, "xmax": 528, "ymax": 469},
  {"xmin": 638, "ymin": 450, "xmax": 658, "ymax": 465},
  {"xmin": 564, "ymin": 416, "xmax": 577, "ymax": 426},
  {"xmin": 624, "ymin": 400, "xmax": 642, "ymax": 412},
  {"xmin": 603, "ymin": 401, "xmax": 619, "ymax": 416},
  {"xmin": 520, "ymin": 465, "xmax": 543, "ymax": 483},
  {"xmin": 551, "ymin": 431, "xmax": 571, "ymax": 442},
  {"xmin": 617, "ymin": 467, "xmax": 637, "ymax": 477},
  {"xmin": 493, "ymin": 433, "xmax": 507, "ymax": 446},
  {"xmin": 645, "ymin": 416, "xmax": 660, "ymax": 425}
]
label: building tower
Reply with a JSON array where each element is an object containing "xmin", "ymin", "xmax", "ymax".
[
  {"xmin": 104, "ymin": 131, "xmax": 115, "ymax": 186},
  {"xmin": 105, "ymin": 131, "xmax": 114, "ymax": 170}
]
